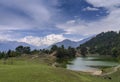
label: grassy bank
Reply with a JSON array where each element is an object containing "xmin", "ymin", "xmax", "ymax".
[{"xmin": 0, "ymin": 55, "xmax": 119, "ymax": 82}]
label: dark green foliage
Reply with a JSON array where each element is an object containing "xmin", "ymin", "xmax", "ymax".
[
  {"xmin": 0, "ymin": 52, "xmax": 6, "ymax": 59},
  {"xmin": 80, "ymin": 47, "xmax": 88, "ymax": 56},
  {"xmin": 0, "ymin": 45, "xmax": 32, "ymax": 59},
  {"xmin": 68, "ymin": 46, "xmax": 76, "ymax": 57},
  {"xmin": 16, "ymin": 45, "xmax": 31, "ymax": 54},
  {"xmin": 50, "ymin": 45, "xmax": 58, "ymax": 53},
  {"xmin": 23, "ymin": 46, "xmax": 31, "ymax": 54},
  {"xmin": 79, "ymin": 31, "xmax": 120, "ymax": 58},
  {"xmin": 15, "ymin": 46, "xmax": 24, "ymax": 54},
  {"xmin": 6, "ymin": 50, "xmax": 11, "ymax": 58},
  {"xmin": 112, "ymin": 47, "xmax": 120, "ymax": 57},
  {"xmin": 0, "ymin": 45, "xmax": 54, "ymax": 59},
  {"xmin": 51, "ymin": 45, "xmax": 76, "ymax": 59}
]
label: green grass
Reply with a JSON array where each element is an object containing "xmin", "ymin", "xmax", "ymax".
[
  {"xmin": 0, "ymin": 56, "xmax": 119, "ymax": 82},
  {"xmin": 109, "ymin": 68, "xmax": 120, "ymax": 82}
]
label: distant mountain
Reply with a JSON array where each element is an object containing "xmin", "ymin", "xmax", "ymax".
[
  {"xmin": 0, "ymin": 36, "xmax": 94, "ymax": 51},
  {"xmin": 0, "ymin": 40, "xmax": 37, "ymax": 51},
  {"xmin": 55, "ymin": 39, "xmax": 78, "ymax": 48},
  {"xmin": 49, "ymin": 37, "xmax": 93, "ymax": 49}
]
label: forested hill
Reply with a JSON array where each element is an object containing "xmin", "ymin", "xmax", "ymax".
[{"xmin": 79, "ymin": 31, "xmax": 120, "ymax": 57}]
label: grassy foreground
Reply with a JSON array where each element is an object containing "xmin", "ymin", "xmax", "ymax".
[{"xmin": 0, "ymin": 56, "xmax": 119, "ymax": 82}]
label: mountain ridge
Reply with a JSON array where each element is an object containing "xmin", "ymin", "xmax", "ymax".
[
  {"xmin": 49, "ymin": 36, "xmax": 93, "ymax": 49},
  {"xmin": 0, "ymin": 40, "xmax": 37, "ymax": 51}
]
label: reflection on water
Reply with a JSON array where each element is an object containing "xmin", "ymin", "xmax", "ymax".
[{"xmin": 67, "ymin": 57, "xmax": 119, "ymax": 72}]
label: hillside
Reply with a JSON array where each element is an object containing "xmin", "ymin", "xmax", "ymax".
[{"xmin": 79, "ymin": 31, "xmax": 120, "ymax": 58}]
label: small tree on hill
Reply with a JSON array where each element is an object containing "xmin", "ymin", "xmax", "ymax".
[
  {"xmin": 51, "ymin": 45, "xmax": 58, "ymax": 53},
  {"xmin": 16, "ymin": 45, "xmax": 24, "ymax": 54},
  {"xmin": 80, "ymin": 47, "xmax": 88, "ymax": 57}
]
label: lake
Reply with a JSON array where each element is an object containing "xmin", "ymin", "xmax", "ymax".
[{"xmin": 67, "ymin": 57, "xmax": 119, "ymax": 73}]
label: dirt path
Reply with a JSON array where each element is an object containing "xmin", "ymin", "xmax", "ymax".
[
  {"xmin": 84, "ymin": 69, "xmax": 102, "ymax": 75},
  {"xmin": 89, "ymin": 64, "xmax": 120, "ymax": 76},
  {"xmin": 101, "ymin": 65, "xmax": 120, "ymax": 76},
  {"xmin": 92, "ymin": 70, "xmax": 102, "ymax": 75}
]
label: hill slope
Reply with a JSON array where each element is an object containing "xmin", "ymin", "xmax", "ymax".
[
  {"xmin": 80, "ymin": 31, "xmax": 120, "ymax": 57},
  {"xmin": 0, "ymin": 56, "xmax": 117, "ymax": 82}
]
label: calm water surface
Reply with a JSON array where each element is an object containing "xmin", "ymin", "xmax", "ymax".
[{"xmin": 67, "ymin": 57, "xmax": 119, "ymax": 72}]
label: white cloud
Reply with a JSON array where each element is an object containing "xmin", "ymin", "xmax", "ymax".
[
  {"xmin": 1, "ymin": 0, "xmax": 120, "ymax": 43},
  {"xmin": 19, "ymin": 34, "xmax": 65, "ymax": 46},
  {"xmin": 66, "ymin": 20, "xmax": 76, "ymax": 24},
  {"xmin": 0, "ymin": 0, "xmax": 57, "ymax": 30},
  {"xmin": 57, "ymin": 0, "xmax": 120, "ymax": 35},
  {"xmin": 57, "ymin": 20, "xmax": 86, "ymax": 34},
  {"xmin": 0, "ymin": 35, "xmax": 11, "ymax": 41},
  {"xmin": 86, "ymin": 0, "xmax": 120, "ymax": 9},
  {"xmin": 83, "ymin": 7, "xmax": 99, "ymax": 11}
]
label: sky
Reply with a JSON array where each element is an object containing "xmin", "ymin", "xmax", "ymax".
[{"xmin": 0, "ymin": 0, "xmax": 120, "ymax": 47}]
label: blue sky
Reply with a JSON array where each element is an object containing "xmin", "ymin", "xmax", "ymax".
[{"xmin": 0, "ymin": 0, "xmax": 120, "ymax": 47}]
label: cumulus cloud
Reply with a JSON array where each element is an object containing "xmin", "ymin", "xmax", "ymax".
[{"xmin": 19, "ymin": 34, "xmax": 65, "ymax": 46}]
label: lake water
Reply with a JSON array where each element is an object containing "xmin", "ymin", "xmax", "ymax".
[{"xmin": 67, "ymin": 57, "xmax": 119, "ymax": 72}]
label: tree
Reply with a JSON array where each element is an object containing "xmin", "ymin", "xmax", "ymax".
[
  {"xmin": 15, "ymin": 45, "xmax": 24, "ymax": 54},
  {"xmin": 68, "ymin": 46, "xmax": 76, "ymax": 58},
  {"xmin": 80, "ymin": 47, "xmax": 88, "ymax": 56},
  {"xmin": 112, "ymin": 47, "xmax": 119, "ymax": 57},
  {"xmin": 0, "ymin": 52, "xmax": 5, "ymax": 59},
  {"xmin": 15, "ymin": 45, "xmax": 31, "ymax": 55},
  {"xmin": 54, "ymin": 45, "xmax": 76, "ymax": 59},
  {"xmin": 7, "ymin": 50, "xmax": 11, "ymax": 57},
  {"xmin": 61, "ymin": 45, "xmax": 65, "ymax": 50},
  {"xmin": 51, "ymin": 45, "xmax": 58, "ymax": 53},
  {"xmin": 23, "ymin": 46, "xmax": 31, "ymax": 54}
]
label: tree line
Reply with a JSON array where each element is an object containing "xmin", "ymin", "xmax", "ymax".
[
  {"xmin": 0, "ymin": 45, "xmax": 77, "ymax": 60},
  {"xmin": 0, "ymin": 46, "xmax": 31, "ymax": 59}
]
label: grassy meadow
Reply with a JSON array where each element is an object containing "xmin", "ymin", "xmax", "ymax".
[{"xmin": 0, "ymin": 55, "xmax": 119, "ymax": 82}]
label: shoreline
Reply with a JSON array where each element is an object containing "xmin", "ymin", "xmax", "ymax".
[
  {"xmin": 82, "ymin": 69, "xmax": 102, "ymax": 75},
  {"xmin": 85, "ymin": 64, "xmax": 120, "ymax": 76},
  {"xmin": 101, "ymin": 65, "xmax": 120, "ymax": 76}
]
